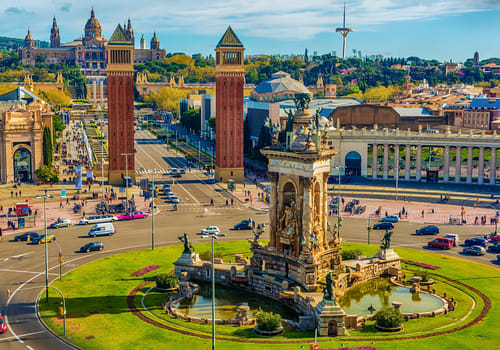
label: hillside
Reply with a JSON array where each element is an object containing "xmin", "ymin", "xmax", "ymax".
[{"xmin": 0, "ymin": 36, "xmax": 49, "ymax": 50}]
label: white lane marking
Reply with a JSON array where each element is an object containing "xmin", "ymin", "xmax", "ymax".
[
  {"xmin": 0, "ymin": 269, "xmax": 59, "ymax": 276},
  {"xmin": 0, "ymin": 331, "xmax": 45, "ymax": 342},
  {"xmin": 1, "ymin": 258, "xmax": 8, "ymax": 262},
  {"xmin": 12, "ymin": 252, "xmax": 33, "ymax": 259},
  {"xmin": 26, "ymin": 346, "xmax": 35, "ymax": 350}
]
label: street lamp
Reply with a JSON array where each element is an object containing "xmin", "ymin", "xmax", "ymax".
[
  {"xmin": 395, "ymin": 156, "xmax": 399, "ymax": 201},
  {"xmin": 43, "ymin": 196, "xmax": 49, "ymax": 302},
  {"xmin": 54, "ymin": 241, "xmax": 63, "ymax": 281},
  {"xmin": 211, "ymin": 234, "xmax": 218, "ymax": 350},
  {"xmin": 100, "ymin": 113, "xmax": 105, "ymax": 200},
  {"xmin": 367, "ymin": 213, "xmax": 372, "ymax": 245},
  {"xmin": 147, "ymin": 169, "xmax": 160, "ymax": 250},
  {"xmin": 120, "ymin": 153, "xmax": 133, "ymax": 213}
]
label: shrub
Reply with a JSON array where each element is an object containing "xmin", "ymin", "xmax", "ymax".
[
  {"xmin": 256, "ymin": 311, "xmax": 281, "ymax": 331},
  {"xmin": 341, "ymin": 248, "xmax": 363, "ymax": 261},
  {"xmin": 414, "ymin": 270, "xmax": 430, "ymax": 282},
  {"xmin": 199, "ymin": 250, "xmax": 223, "ymax": 261},
  {"xmin": 155, "ymin": 273, "xmax": 179, "ymax": 289},
  {"xmin": 35, "ymin": 165, "xmax": 59, "ymax": 183},
  {"xmin": 375, "ymin": 307, "xmax": 404, "ymax": 328}
]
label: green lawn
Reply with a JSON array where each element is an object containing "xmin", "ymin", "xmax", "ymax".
[{"xmin": 39, "ymin": 241, "xmax": 499, "ymax": 350}]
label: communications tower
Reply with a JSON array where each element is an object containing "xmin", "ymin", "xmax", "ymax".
[{"xmin": 335, "ymin": 2, "xmax": 353, "ymax": 59}]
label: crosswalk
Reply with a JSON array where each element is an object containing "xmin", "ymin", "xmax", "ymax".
[{"xmin": 136, "ymin": 168, "xmax": 168, "ymax": 175}]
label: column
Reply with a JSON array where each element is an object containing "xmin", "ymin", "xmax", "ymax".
[
  {"xmin": 466, "ymin": 146, "xmax": 473, "ymax": 183},
  {"xmin": 372, "ymin": 144, "xmax": 377, "ymax": 179},
  {"xmin": 416, "ymin": 145, "xmax": 422, "ymax": 181},
  {"xmin": 383, "ymin": 144, "xmax": 389, "ymax": 179},
  {"xmin": 100, "ymin": 80, "xmax": 104, "ymax": 104},
  {"xmin": 269, "ymin": 173, "xmax": 278, "ymax": 249},
  {"xmin": 490, "ymin": 148, "xmax": 497, "ymax": 185},
  {"xmin": 394, "ymin": 145, "xmax": 400, "ymax": 180},
  {"xmin": 443, "ymin": 145, "xmax": 450, "ymax": 182},
  {"xmin": 93, "ymin": 80, "xmax": 97, "ymax": 104},
  {"xmin": 405, "ymin": 145, "xmax": 411, "ymax": 180},
  {"xmin": 478, "ymin": 147, "xmax": 485, "ymax": 184},
  {"xmin": 455, "ymin": 146, "xmax": 462, "ymax": 183}
]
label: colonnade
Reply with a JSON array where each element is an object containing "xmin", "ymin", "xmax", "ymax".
[{"xmin": 370, "ymin": 143, "xmax": 497, "ymax": 185}]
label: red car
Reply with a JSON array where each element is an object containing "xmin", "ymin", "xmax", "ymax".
[
  {"xmin": 490, "ymin": 235, "xmax": 500, "ymax": 243},
  {"xmin": 0, "ymin": 315, "xmax": 7, "ymax": 333},
  {"xmin": 116, "ymin": 211, "xmax": 149, "ymax": 221},
  {"xmin": 428, "ymin": 238, "xmax": 454, "ymax": 250}
]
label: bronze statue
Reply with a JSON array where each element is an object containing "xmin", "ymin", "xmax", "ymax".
[
  {"xmin": 323, "ymin": 272, "xmax": 334, "ymax": 301},
  {"xmin": 381, "ymin": 229, "xmax": 393, "ymax": 251},
  {"xmin": 280, "ymin": 200, "xmax": 297, "ymax": 237},
  {"xmin": 178, "ymin": 233, "xmax": 193, "ymax": 254},
  {"xmin": 293, "ymin": 93, "xmax": 311, "ymax": 114}
]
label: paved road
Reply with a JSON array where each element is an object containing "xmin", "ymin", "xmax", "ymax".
[{"xmin": 1, "ymin": 128, "xmax": 499, "ymax": 350}]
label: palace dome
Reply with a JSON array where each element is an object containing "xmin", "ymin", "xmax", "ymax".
[{"xmin": 84, "ymin": 9, "xmax": 102, "ymax": 39}]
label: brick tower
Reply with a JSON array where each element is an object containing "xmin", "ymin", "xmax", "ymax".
[
  {"xmin": 215, "ymin": 26, "xmax": 245, "ymax": 183},
  {"xmin": 106, "ymin": 24, "xmax": 135, "ymax": 185}
]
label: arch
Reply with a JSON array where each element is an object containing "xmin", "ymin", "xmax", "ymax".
[
  {"xmin": 13, "ymin": 147, "xmax": 32, "ymax": 182},
  {"xmin": 281, "ymin": 181, "xmax": 296, "ymax": 207},
  {"xmin": 328, "ymin": 320, "xmax": 338, "ymax": 336},
  {"xmin": 345, "ymin": 151, "xmax": 361, "ymax": 176}
]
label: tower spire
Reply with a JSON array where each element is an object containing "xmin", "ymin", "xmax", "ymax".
[{"xmin": 335, "ymin": 1, "xmax": 354, "ymax": 59}]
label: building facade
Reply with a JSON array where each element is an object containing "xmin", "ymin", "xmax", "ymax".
[
  {"xmin": 215, "ymin": 27, "xmax": 245, "ymax": 182},
  {"xmin": 19, "ymin": 9, "xmax": 166, "ymax": 76},
  {"xmin": 106, "ymin": 25, "xmax": 135, "ymax": 185}
]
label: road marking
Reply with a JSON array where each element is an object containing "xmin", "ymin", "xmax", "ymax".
[
  {"xmin": 12, "ymin": 252, "xmax": 33, "ymax": 259},
  {"xmin": 0, "ymin": 331, "xmax": 45, "ymax": 342},
  {"xmin": 0, "ymin": 268, "xmax": 59, "ymax": 275},
  {"xmin": 1, "ymin": 258, "xmax": 8, "ymax": 262},
  {"xmin": 26, "ymin": 345, "xmax": 35, "ymax": 350}
]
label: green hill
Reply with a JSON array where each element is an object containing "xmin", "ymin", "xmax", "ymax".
[{"xmin": 0, "ymin": 36, "xmax": 49, "ymax": 50}]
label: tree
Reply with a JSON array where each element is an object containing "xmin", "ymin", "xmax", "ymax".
[
  {"xmin": 256, "ymin": 311, "xmax": 281, "ymax": 331},
  {"xmin": 144, "ymin": 86, "xmax": 187, "ymax": 114},
  {"xmin": 35, "ymin": 165, "xmax": 58, "ymax": 183},
  {"xmin": 208, "ymin": 116, "xmax": 216, "ymax": 130},
  {"xmin": 375, "ymin": 307, "xmax": 404, "ymax": 329},
  {"xmin": 39, "ymin": 89, "xmax": 71, "ymax": 110},
  {"xmin": 180, "ymin": 108, "xmax": 201, "ymax": 132},
  {"xmin": 42, "ymin": 127, "xmax": 53, "ymax": 167}
]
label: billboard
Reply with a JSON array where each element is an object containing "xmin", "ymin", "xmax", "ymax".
[{"xmin": 75, "ymin": 166, "xmax": 82, "ymax": 190}]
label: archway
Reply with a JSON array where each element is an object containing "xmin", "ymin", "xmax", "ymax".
[
  {"xmin": 345, "ymin": 151, "xmax": 361, "ymax": 176},
  {"xmin": 328, "ymin": 320, "xmax": 338, "ymax": 336},
  {"xmin": 13, "ymin": 147, "xmax": 32, "ymax": 182}
]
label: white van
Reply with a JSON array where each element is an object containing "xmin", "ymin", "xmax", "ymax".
[{"xmin": 88, "ymin": 223, "xmax": 115, "ymax": 237}]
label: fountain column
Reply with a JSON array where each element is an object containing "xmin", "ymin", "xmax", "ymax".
[
  {"xmin": 478, "ymin": 147, "xmax": 485, "ymax": 184},
  {"xmin": 466, "ymin": 146, "xmax": 473, "ymax": 183},
  {"xmin": 490, "ymin": 148, "xmax": 497, "ymax": 185},
  {"xmin": 372, "ymin": 144, "xmax": 378, "ymax": 179},
  {"xmin": 405, "ymin": 144, "xmax": 411, "ymax": 180},
  {"xmin": 455, "ymin": 146, "xmax": 462, "ymax": 183},
  {"xmin": 383, "ymin": 144, "xmax": 389, "ymax": 179},
  {"xmin": 416, "ymin": 145, "xmax": 422, "ymax": 181},
  {"xmin": 443, "ymin": 145, "xmax": 450, "ymax": 182}
]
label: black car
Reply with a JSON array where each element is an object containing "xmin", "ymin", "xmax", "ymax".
[
  {"xmin": 234, "ymin": 220, "xmax": 253, "ymax": 230},
  {"xmin": 373, "ymin": 222, "xmax": 394, "ymax": 230},
  {"xmin": 80, "ymin": 242, "xmax": 104, "ymax": 253},
  {"xmin": 416, "ymin": 225, "xmax": 439, "ymax": 235},
  {"xmin": 488, "ymin": 243, "xmax": 500, "ymax": 252},
  {"xmin": 14, "ymin": 232, "xmax": 40, "ymax": 242}
]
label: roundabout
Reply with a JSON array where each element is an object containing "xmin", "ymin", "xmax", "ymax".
[{"xmin": 37, "ymin": 241, "xmax": 497, "ymax": 350}]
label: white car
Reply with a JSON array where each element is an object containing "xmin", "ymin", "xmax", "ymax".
[
  {"xmin": 217, "ymin": 233, "xmax": 227, "ymax": 237},
  {"xmin": 79, "ymin": 215, "xmax": 118, "ymax": 225},
  {"xmin": 201, "ymin": 226, "xmax": 220, "ymax": 235}
]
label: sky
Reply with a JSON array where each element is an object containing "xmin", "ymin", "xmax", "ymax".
[{"xmin": 1, "ymin": 0, "xmax": 500, "ymax": 62}]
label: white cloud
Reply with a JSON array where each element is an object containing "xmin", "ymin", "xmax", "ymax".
[{"xmin": 0, "ymin": 0, "xmax": 496, "ymax": 42}]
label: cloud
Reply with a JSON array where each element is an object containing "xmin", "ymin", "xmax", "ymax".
[
  {"xmin": 5, "ymin": 6, "xmax": 34, "ymax": 16},
  {"xmin": 59, "ymin": 3, "xmax": 72, "ymax": 13}
]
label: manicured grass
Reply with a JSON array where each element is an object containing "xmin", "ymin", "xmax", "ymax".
[{"xmin": 39, "ymin": 241, "xmax": 498, "ymax": 350}]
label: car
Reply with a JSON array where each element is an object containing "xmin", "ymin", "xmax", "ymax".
[
  {"xmin": 31, "ymin": 234, "xmax": 55, "ymax": 244},
  {"xmin": 416, "ymin": 225, "xmax": 440, "ymax": 235},
  {"xmin": 200, "ymin": 234, "xmax": 209, "ymax": 239},
  {"xmin": 443, "ymin": 234, "xmax": 459, "ymax": 246},
  {"xmin": 80, "ymin": 242, "xmax": 104, "ymax": 253},
  {"xmin": 497, "ymin": 254, "xmax": 500, "ymax": 262},
  {"xmin": 489, "ymin": 235, "xmax": 500, "ymax": 243},
  {"xmin": 116, "ymin": 211, "xmax": 150, "ymax": 221},
  {"xmin": 380, "ymin": 215, "xmax": 399, "ymax": 223},
  {"xmin": 462, "ymin": 245, "xmax": 486, "ymax": 256},
  {"xmin": 171, "ymin": 197, "xmax": 179, "ymax": 203},
  {"xmin": 488, "ymin": 243, "xmax": 500, "ymax": 252},
  {"xmin": 234, "ymin": 220, "xmax": 253, "ymax": 230},
  {"xmin": 201, "ymin": 226, "xmax": 220, "ymax": 235},
  {"xmin": 79, "ymin": 215, "xmax": 117, "ymax": 225},
  {"xmin": 0, "ymin": 315, "xmax": 6, "ymax": 334},
  {"xmin": 464, "ymin": 237, "xmax": 489, "ymax": 247},
  {"xmin": 372, "ymin": 222, "xmax": 394, "ymax": 230},
  {"xmin": 48, "ymin": 219, "xmax": 71, "ymax": 229},
  {"xmin": 428, "ymin": 238, "xmax": 454, "ymax": 250},
  {"xmin": 167, "ymin": 192, "xmax": 176, "ymax": 198},
  {"xmin": 217, "ymin": 233, "xmax": 227, "ymax": 237},
  {"xmin": 206, "ymin": 178, "xmax": 216, "ymax": 184},
  {"xmin": 14, "ymin": 232, "xmax": 40, "ymax": 242}
]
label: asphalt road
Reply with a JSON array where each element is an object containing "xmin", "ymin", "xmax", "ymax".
[{"xmin": 1, "ymin": 128, "xmax": 499, "ymax": 350}]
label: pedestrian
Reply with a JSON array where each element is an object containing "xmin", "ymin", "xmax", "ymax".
[
  {"xmin": 10, "ymin": 190, "xmax": 13, "ymax": 198},
  {"xmin": 15, "ymin": 192, "xmax": 17, "ymax": 198},
  {"xmin": 431, "ymin": 208, "xmax": 435, "ymax": 214},
  {"xmin": 66, "ymin": 198, "xmax": 69, "ymax": 205},
  {"xmin": 226, "ymin": 199, "xmax": 228, "ymax": 206},
  {"xmin": 210, "ymin": 198, "xmax": 214, "ymax": 206},
  {"xmin": 82, "ymin": 210, "xmax": 86, "ymax": 218},
  {"xmin": 385, "ymin": 211, "xmax": 388, "ymax": 217},
  {"xmin": 231, "ymin": 198, "xmax": 234, "ymax": 206},
  {"xmin": 341, "ymin": 197, "xmax": 345, "ymax": 205},
  {"xmin": 421, "ymin": 210, "xmax": 424, "ymax": 218},
  {"xmin": 19, "ymin": 191, "xmax": 21, "ymax": 197},
  {"xmin": 59, "ymin": 201, "xmax": 63, "ymax": 208}
]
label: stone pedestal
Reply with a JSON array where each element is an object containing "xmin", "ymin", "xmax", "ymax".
[
  {"xmin": 375, "ymin": 248, "xmax": 400, "ymax": 260},
  {"xmin": 316, "ymin": 300, "xmax": 347, "ymax": 336},
  {"xmin": 175, "ymin": 252, "xmax": 200, "ymax": 265}
]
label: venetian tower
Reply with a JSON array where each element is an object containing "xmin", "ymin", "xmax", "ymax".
[
  {"xmin": 106, "ymin": 24, "xmax": 135, "ymax": 185},
  {"xmin": 250, "ymin": 97, "xmax": 342, "ymax": 292},
  {"xmin": 50, "ymin": 17, "xmax": 60, "ymax": 48},
  {"xmin": 214, "ymin": 26, "xmax": 245, "ymax": 182}
]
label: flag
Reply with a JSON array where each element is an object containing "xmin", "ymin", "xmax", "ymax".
[{"xmin": 75, "ymin": 166, "xmax": 82, "ymax": 190}]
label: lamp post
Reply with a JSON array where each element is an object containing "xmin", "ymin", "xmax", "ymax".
[
  {"xmin": 100, "ymin": 114, "xmax": 105, "ymax": 200},
  {"xmin": 333, "ymin": 165, "xmax": 344, "ymax": 239},
  {"xmin": 150, "ymin": 169, "xmax": 158, "ymax": 250},
  {"xmin": 43, "ymin": 196, "xmax": 49, "ymax": 302},
  {"xmin": 367, "ymin": 214, "xmax": 372, "ymax": 245},
  {"xmin": 211, "ymin": 234, "xmax": 218, "ymax": 350},
  {"xmin": 198, "ymin": 140, "xmax": 201, "ymax": 169},
  {"xmin": 120, "ymin": 153, "xmax": 132, "ymax": 213},
  {"xmin": 395, "ymin": 156, "xmax": 399, "ymax": 201},
  {"xmin": 54, "ymin": 241, "xmax": 63, "ymax": 281}
]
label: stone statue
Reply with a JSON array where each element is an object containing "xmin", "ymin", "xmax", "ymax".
[
  {"xmin": 280, "ymin": 200, "xmax": 297, "ymax": 237},
  {"xmin": 381, "ymin": 229, "xmax": 393, "ymax": 251},
  {"xmin": 178, "ymin": 233, "xmax": 193, "ymax": 254},
  {"xmin": 285, "ymin": 109, "xmax": 294, "ymax": 132},
  {"xmin": 250, "ymin": 224, "xmax": 265, "ymax": 248}
]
